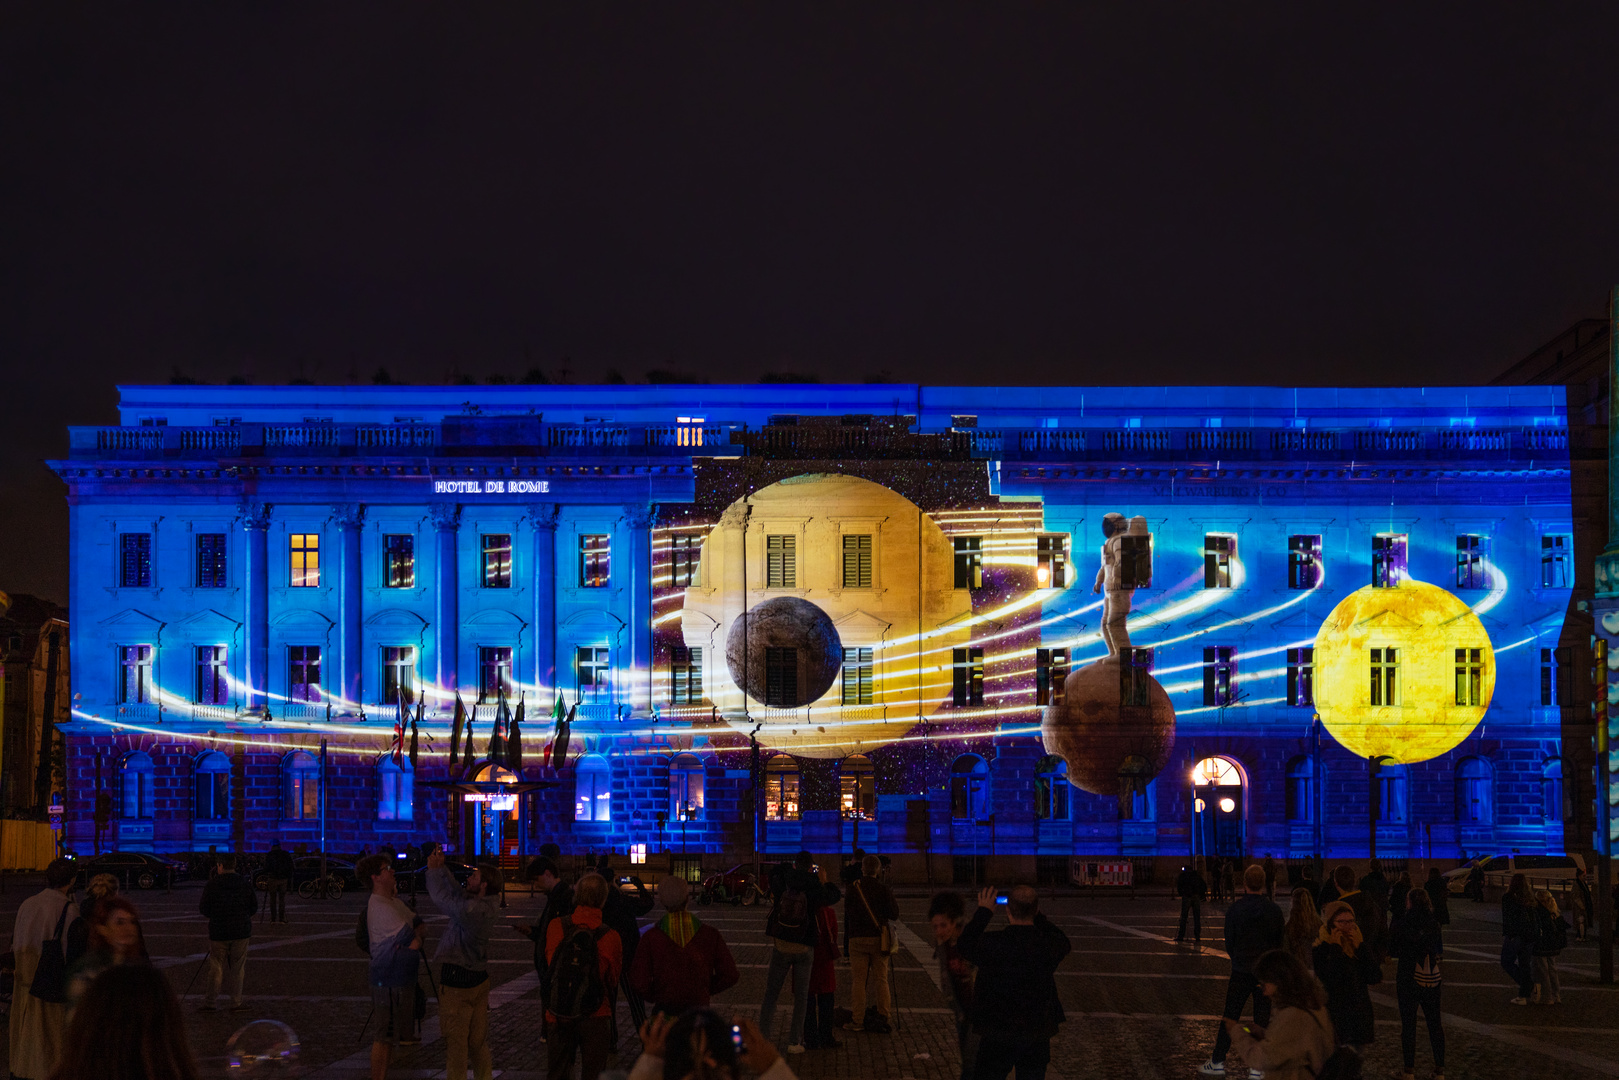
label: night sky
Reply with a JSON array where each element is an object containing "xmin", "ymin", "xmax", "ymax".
[{"xmin": 4, "ymin": 4, "xmax": 1619, "ymax": 602}]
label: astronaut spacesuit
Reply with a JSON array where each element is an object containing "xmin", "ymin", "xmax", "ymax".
[{"xmin": 1093, "ymin": 513, "xmax": 1151, "ymax": 656}]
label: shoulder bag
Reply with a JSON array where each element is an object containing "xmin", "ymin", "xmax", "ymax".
[
  {"xmin": 29, "ymin": 902, "xmax": 74, "ymax": 1004},
  {"xmin": 853, "ymin": 881, "xmax": 896, "ymax": 955}
]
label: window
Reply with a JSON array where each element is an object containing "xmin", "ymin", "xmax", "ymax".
[
  {"xmin": 1541, "ymin": 646, "xmax": 1572, "ymax": 707},
  {"xmin": 1118, "ymin": 532, "xmax": 1152, "ymax": 588},
  {"xmin": 120, "ymin": 645, "xmax": 154, "ymax": 704},
  {"xmin": 194, "ymin": 751, "xmax": 230, "ymax": 821},
  {"xmin": 676, "ymin": 416, "xmax": 706, "ymax": 447},
  {"xmin": 670, "ymin": 535, "xmax": 700, "ymax": 587},
  {"xmin": 1288, "ymin": 535, "xmax": 1321, "ymax": 590},
  {"xmin": 764, "ymin": 754, "xmax": 800, "ymax": 820},
  {"xmin": 842, "ymin": 535, "xmax": 873, "ymax": 588},
  {"xmin": 1286, "ymin": 756, "xmax": 1314, "ymax": 824},
  {"xmin": 1036, "ymin": 535, "xmax": 1067, "ymax": 588},
  {"xmin": 1542, "ymin": 758, "xmax": 1565, "ymax": 821},
  {"xmin": 671, "ymin": 646, "xmax": 703, "ymax": 704},
  {"xmin": 1122, "ymin": 778, "xmax": 1156, "ymax": 822},
  {"xmin": 1036, "ymin": 647, "xmax": 1070, "ymax": 707},
  {"xmin": 954, "ymin": 537, "xmax": 983, "ymax": 589},
  {"xmin": 1370, "ymin": 647, "xmax": 1400, "ymax": 706},
  {"xmin": 764, "ymin": 647, "xmax": 798, "ymax": 707},
  {"xmin": 288, "ymin": 646, "xmax": 321, "ymax": 703},
  {"xmin": 120, "ymin": 533, "xmax": 152, "ymax": 587},
  {"xmin": 580, "ymin": 534, "xmax": 610, "ymax": 587},
  {"xmin": 577, "ymin": 646, "xmax": 611, "ymax": 699},
  {"xmin": 1202, "ymin": 647, "xmax": 1236, "ymax": 707},
  {"xmin": 765, "ymin": 534, "xmax": 798, "ymax": 588},
  {"xmin": 377, "ymin": 757, "xmax": 414, "ymax": 822},
  {"xmin": 1373, "ymin": 533, "xmax": 1407, "ymax": 588},
  {"xmin": 1286, "ymin": 647, "xmax": 1315, "ymax": 707},
  {"xmin": 283, "ymin": 751, "xmax": 320, "ymax": 820},
  {"xmin": 950, "ymin": 755, "xmax": 989, "ymax": 820},
  {"xmin": 479, "ymin": 647, "xmax": 513, "ymax": 702},
  {"xmin": 196, "ymin": 646, "xmax": 228, "ymax": 705},
  {"xmin": 952, "ymin": 647, "xmax": 984, "ymax": 706},
  {"xmin": 120, "ymin": 752, "xmax": 155, "ymax": 819},
  {"xmin": 841, "ymin": 647, "xmax": 874, "ymax": 705},
  {"xmin": 196, "ymin": 534, "xmax": 227, "ymax": 588},
  {"xmin": 383, "ymin": 647, "xmax": 417, "ymax": 705},
  {"xmin": 1374, "ymin": 762, "xmax": 1407, "ymax": 824},
  {"xmin": 1203, "ymin": 534, "xmax": 1235, "ymax": 589},
  {"xmin": 482, "ymin": 534, "xmax": 512, "ymax": 588},
  {"xmin": 670, "ymin": 754, "xmax": 705, "ymax": 820},
  {"xmin": 840, "ymin": 754, "xmax": 875, "ymax": 819},
  {"xmin": 1455, "ymin": 648, "xmax": 1483, "ymax": 706},
  {"xmin": 1119, "ymin": 647, "xmax": 1153, "ymax": 707},
  {"xmin": 1456, "ymin": 534, "xmax": 1488, "ymax": 589},
  {"xmin": 574, "ymin": 754, "xmax": 612, "ymax": 822},
  {"xmin": 384, "ymin": 534, "xmax": 415, "ymax": 588},
  {"xmin": 1542, "ymin": 534, "xmax": 1572, "ymax": 588},
  {"xmin": 1455, "ymin": 757, "xmax": 1492, "ymax": 824},
  {"xmin": 290, "ymin": 534, "xmax": 320, "ymax": 587},
  {"xmin": 1035, "ymin": 754, "xmax": 1069, "ymax": 821}
]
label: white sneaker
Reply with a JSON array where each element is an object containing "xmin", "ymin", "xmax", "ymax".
[
  {"xmin": 786, "ymin": 1044, "xmax": 806, "ymax": 1055},
  {"xmin": 1249, "ymin": 1070, "xmax": 1264, "ymax": 1079},
  {"xmin": 1509, "ymin": 996, "xmax": 1528, "ymax": 1005},
  {"xmin": 1199, "ymin": 1062, "xmax": 1226, "ymax": 1077}
]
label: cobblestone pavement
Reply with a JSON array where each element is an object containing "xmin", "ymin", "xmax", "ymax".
[{"xmin": 0, "ymin": 875, "xmax": 1615, "ymax": 1079}]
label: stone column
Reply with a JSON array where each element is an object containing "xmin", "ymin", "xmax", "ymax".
[
  {"xmin": 624, "ymin": 505, "xmax": 656, "ymax": 715},
  {"xmin": 430, "ymin": 503, "xmax": 462, "ymax": 705},
  {"xmin": 240, "ymin": 500, "xmax": 272, "ymax": 714},
  {"xmin": 332, "ymin": 503, "xmax": 366, "ymax": 712},
  {"xmin": 527, "ymin": 506, "xmax": 560, "ymax": 701}
]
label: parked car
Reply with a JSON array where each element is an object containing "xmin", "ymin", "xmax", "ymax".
[
  {"xmin": 71, "ymin": 851, "xmax": 187, "ymax": 890},
  {"xmin": 1443, "ymin": 853, "xmax": 1587, "ymax": 894},
  {"xmin": 253, "ymin": 856, "xmax": 359, "ymax": 892},
  {"xmin": 696, "ymin": 863, "xmax": 768, "ymax": 906}
]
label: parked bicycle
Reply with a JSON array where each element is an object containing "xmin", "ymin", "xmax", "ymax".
[{"xmin": 297, "ymin": 874, "xmax": 344, "ymax": 900}]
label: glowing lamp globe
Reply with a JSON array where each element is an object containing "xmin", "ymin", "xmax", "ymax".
[{"xmin": 1312, "ymin": 579, "xmax": 1494, "ymax": 764}]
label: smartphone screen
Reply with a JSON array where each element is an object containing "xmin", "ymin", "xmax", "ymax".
[{"xmin": 995, "ymin": 894, "xmax": 1008, "ymax": 905}]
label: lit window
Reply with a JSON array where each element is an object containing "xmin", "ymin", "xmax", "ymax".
[
  {"xmin": 479, "ymin": 647, "xmax": 513, "ymax": 702},
  {"xmin": 1288, "ymin": 535, "xmax": 1321, "ymax": 590},
  {"xmin": 1202, "ymin": 647, "xmax": 1236, "ymax": 707},
  {"xmin": 764, "ymin": 754, "xmax": 800, "ymax": 820},
  {"xmin": 1035, "ymin": 754, "xmax": 1069, "ymax": 821},
  {"xmin": 384, "ymin": 647, "xmax": 417, "ymax": 705},
  {"xmin": 671, "ymin": 646, "xmax": 702, "ymax": 704},
  {"xmin": 1455, "ymin": 757, "xmax": 1492, "ymax": 824},
  {"xmin": 384, "ymin": 535, "xmax": 415, "ymax": 588},
  {"xmin": 1036, "ymin": 536, "xmax": 1068, "ymax": 588},
  {"xmin": 950, "ymin": 755, "xmax": 988, "ymax": 820},
  {"xmin": 766, "ymin": 535, "xmax": 797, "ymax": 588},
  {"xmin": 377, "ymin": 757, "xmax": 414, "ymax": 822},
  {"xmin": 840, "ymin": 754, "xmax": 875, "ymax": 819},
  {"xmin": 482, "ymin": 534, "xmax": 512, "ymax": 588},
  {"xmin": 1373, "ymin": 533, "xmax": 1407, "ymax": 588},
  {"xmin": 1370, "ymin": 647, "xmax": 1400, "ymax": 706},
  {"xmin": 842, "ymin": 535, "xmax": 873, "ymax": 588},
  {"xmin": 1541, "ymin": 534, "xmax": 1571, "ymax": 588},
  {"xmin": 580, "ymin": 534, "xmax": 610, "ymax": 587},
  {"xmin": 954, "ymin": 537, "xmax": 983, "ymax": 589},
  {"xmin": 1036, "ymin": 647, "xmax": 1070, "ymax": 707},
  {"xmin": 121, "ymin": 752, "xmax": 155, "ymax": 819},
  {"xmin": 194, "ymin": 751, "xmax": 230, "ymax": 821},
  {"xmin": 669, "ymin": 535, "xmax": 700, "ymax": 587},
  {"xmin": 290, "ymin": 534, "xmax": 320, "ymax": 587},
  {"xmin": 1203, "ymin": 534, "xmax": 1235, "ymax": 589},
  {"xmin": 577, "ymin": 646, "xmax": 611, "ymax": 699},
  {"xmin": 1456, "ymin": 534, "xmax": 1489, "ymax": 589},
  {"xmin": 1540, "ymin": 646, "xmax": 1572, "ymax": 706},
  {"xmin": 841, "ymin": 647, "xmax": 874, "ymax": 705},
  {"xmin": 676, "ymin": 416, "xmax": 706, "ymax": 447},
  {"xmin": 765, "ymin": 647, "xmax": 798, "ymax": 707},
  {"xmin": 1454, "ymin": 648, "xmax": 1483, "ymax": 706},
  {"xmin": 120, "ymin": 533, "xmax": 152, "ymax": 588},
  {"xmin": 120, "ymin": 645, "xmax": 154, "ymax": 704},
  {"xmin": 283, "ymin": 751, "xmax": 320, "ymax": 820},
  {"xmin": 1287, "ymin": 647, "xmax": 1314, "ymax": 707},
  {"xmin": 196, "ymin": 534, "xmax": 227, "ymax": 588},
  {"xmin": 670, "ymin": 753, "xmax": 705, "ymax": 820},
  {"xmin": 289, "ymin": 646, "xmax": 322, "ymax": 703},
  {"xmin": 952, "ymin": 648, "xmax": 984, "ymax": 706},
  {"xmin": 196, "ymin": 646, "xmax": 228, "ymax": 705},
  {"xmin": 1119, "ymin": 647, "xmax": 1153, "ymax": 707},
  {"xmin": 575, "ymin": 755, "xmax": 612, "ymax": 822}
]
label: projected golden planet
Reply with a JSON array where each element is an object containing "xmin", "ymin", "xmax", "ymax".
[{"xmin": 1312, "ymin": 579, "xmax": 1493, "ymax": 764}]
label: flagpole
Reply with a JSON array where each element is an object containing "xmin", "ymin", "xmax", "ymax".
[{"xmin": 319, "ymin": 737, "xmax": 328, "ymax": 885}]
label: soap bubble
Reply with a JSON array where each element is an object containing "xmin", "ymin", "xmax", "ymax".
[{"xmin": 226, "ymin": 1020, "xmax": 300, "ymax": 1075}]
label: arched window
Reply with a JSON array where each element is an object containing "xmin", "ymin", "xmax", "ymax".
[
  {"xmin": 670, "ymin": 754, "xmax": 705, "ymax": 821},
  {"xmin": 282, "ymin": 751, "xmax": 320, "ymax": 821},
  {"xmin": 764, "ymin": 754, "xmax": 800, "ymax": 821},
  {"xmin": 574, "ymin": 754, "xmax": 611, "ymax": 822},
  {"xmin": 1541, "ymin": 758, "xmax": 1564, "ymax": 821},
  {"xmin": 120, "ymin": 752, "xmax": 155, "ymax": 820},
  {"xmin": 194, "ymin": 751, "xmax": 230, "ymax": 821},
  {"xmin": 1285, "ymin": 756, "xmax": 1315, "ymax": 824},
  {"xmin": 950, "ymin": 755, "xmax": 989, "ymax": 821},
  {"xmin": 378, "ymin": 756, "xmax": 414, "ymax": 822},
  {"xmin": 1454, "ymin": 756, "xmax": 1492, "ymax": 824},
  {"xmin": 1035, "ymin": 754, "xmax": 1069, "ymax": 821},
  {"xmin": 840, "ymin": 755, "xmax": 875, "ymax": 820},
  {"xmin": 1375, "ymin": 761, "xmax": 1408, "ymax": 824}
]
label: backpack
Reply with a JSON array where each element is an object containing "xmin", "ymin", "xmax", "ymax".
[
  {"xmin": 546, "ymin": 918, "xmax": 610, "ymax": 1021},
  {"xmin": 767, "ymin": 884, "xmax": 810, "ymax": 944},
  {"xmin": 1542, "ymin": 914, "xmax": 1568, "ymax": 955}
]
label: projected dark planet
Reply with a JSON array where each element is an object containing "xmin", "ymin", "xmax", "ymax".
[
  {"xmin": 725, "ymin": 596, "xmax": 844, "ymax": 708},
  {"xmin": 1041, "ymin": 655, "xmax": 1177, "ymax": 799}
]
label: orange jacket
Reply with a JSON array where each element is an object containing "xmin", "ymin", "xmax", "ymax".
[{"xmin": 544, "ymin": 903, "xmax": 622, "ymax": 1020}]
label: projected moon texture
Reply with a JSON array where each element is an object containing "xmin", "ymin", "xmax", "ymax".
[
  {"xmin": 724, "ymin": 597, "xmax": 843, "ymax": 707},
  {"xmin": 1041, "ymin": 655, "xmax": 1176, "ymax": 803},
  {"xmin": 1312, "ymin": 579, "xmax": 1494, "ymax": 763}
]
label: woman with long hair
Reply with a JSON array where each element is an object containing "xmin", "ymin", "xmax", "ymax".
[
  {"xmin": 1283, "ymin": 888, "xmax": 1322, "ymax": 969},
  {"xmin": 1223, "ymin": 949, "xmax": 1335, "ymax": 1080},
  {"xmin": 50, "ymin": 964, "xmax": 197, "ymax": 1080},
  {"xmin": 1313, "ymin": 900, "xmax": 1380, "ymax": 1049},
  {"xmin": 1500, "ymin": 873, "xmax": 1539, "ymax": 1005},
  {"xmin": 66, "ymin": 897, "xmax": 148, "ymax": 1012},
  {"xmin": 630, "ymin": 1010, "xmax": 796, "ymax": 1080},
  {"xmin": 1389, "ymin": 886, "xmax": 1445, "ymax": 1080},
  {"xmin": 1423, "ymin": 867, "xmax": 1451, "ymax": 926},
  {"xmin": 1531, "ymin": 890, "xmax": 1569, "ymax": 1005}
]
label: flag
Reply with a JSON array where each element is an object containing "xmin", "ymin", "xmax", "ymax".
[
  {"xmin": 448, "ymin": 692, "xmax": 463, "ymax": 768},
  {"xmin": 508, "ymin": 694, "xmax": 524, "ymax": 772},
  {"xmin": 459, "ymin": 693, "xmax": 476, "ymax": 770},
  {"xmin": 392, "ymin": 690, "xmax": 408, "ymax": 766},
  {"xmin": 488, "ymin": 685, "xmax": 508, "ymax": 764},
  {"xmin": 551, "ymin": 702, "xmax": 576, "ymax": 770},
  {"xmin": 408, "ymin": 699, "xmax": 421, "ymax": 769}
]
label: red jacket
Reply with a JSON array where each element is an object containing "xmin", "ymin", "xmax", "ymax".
[
  {"xmin": 810, "ymin": 903, "xmax": 839, "ymax": 994},
  {"xmin": 626, "ymin": 911, "xmax": 739, "ymax": 1012},
  {"xmin": 544, "ymin": 904, "xmax": 622, "ymax": 1021}
]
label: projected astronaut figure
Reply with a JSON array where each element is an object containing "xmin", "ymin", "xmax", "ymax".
[{"xmin": 1092, "ymin": 512, "xmax": 1151, "ymax": 656}]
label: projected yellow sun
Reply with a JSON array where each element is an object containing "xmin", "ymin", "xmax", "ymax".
[{"xmin": 1313, "ymin": 580, "xmax": 1494, "ymax": 764}]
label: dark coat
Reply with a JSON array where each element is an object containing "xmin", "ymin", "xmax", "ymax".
[
  {"xmin": 601, "ymin": 879, "xmax": 654, "ymax": 969},
  {"xmin": 1423, "ymin": 877, "xmax": 1451, "ymax": 925},
  {"xmin": 1388, "ymin": 908, "xmax": 1442, "ymax": 987},
  {"xmin": 844, "ymin": 875, "xmax": 898, "ymax": 941},
  {"xmin": 1176, "ymin": 869, "xmax": 1208, "ymax": 901},
  {"xmin": 521, "ymin": 881, "xmax": 575, "ymax": 981},
  {"xmin": 626, "ymin": 914, "xmax": 739, "ymax": 1011},
  {"xmin": 1223, "ymin": 893, "xmax": 1285, "ymax": 974},
  {"xmin": 263, "ymin": 848, "xmax": 295, "ymax": 879},
  {"xmin": 1312, "ymin": 939, "xmax": 1381, "ymax": 1046},
  {"xmin": 199, "ymin": 872, "xmax": 258, "ymax": 941},
  {"xmin": 766, "ymin": 866, "xmax": 840, "ymax": 946},
  {"xmin": 1501, "ymin": 895, "xmax": 1539, "ymax": 942},
  {"xmin": 956, "ymin": 907, "xmax": 1072, "ymax": 1039}
]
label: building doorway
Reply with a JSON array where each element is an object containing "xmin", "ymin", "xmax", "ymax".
[
  {"xmin": 465, "ymin": 764, "xmax": 520, "ymax": 859},
  {"xmin": 1191, "ymin": 756, "xmax": 1245, "ymax": 860}
]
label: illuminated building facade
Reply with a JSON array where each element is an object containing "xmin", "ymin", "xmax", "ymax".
[{"xmin": 51, "ymin": 383, "xmax": 1586, "ymax": 879}]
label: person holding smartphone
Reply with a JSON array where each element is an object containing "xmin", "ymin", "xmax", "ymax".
[{"xmin": 956, "ymin": 885, "xmax": 1071, "ymax": 1080}]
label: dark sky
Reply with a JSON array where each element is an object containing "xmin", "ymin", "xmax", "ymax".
[{"xmin": 4, "ymin": 3, "xmax": 1619, "ymax": 603}]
